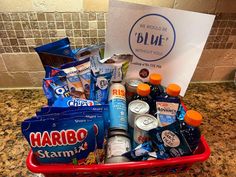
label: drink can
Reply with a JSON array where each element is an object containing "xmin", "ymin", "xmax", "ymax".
[
  {"xmin": 128, "ymin": 100, "xmax": 149, "ymax": 128},
  {"xmin": 134, "ymin": 114, "xmax": 158, "ymax": 145},
  {"xmin": 109, "ymin": 83, "xmax": 128, "ymax": 130}
]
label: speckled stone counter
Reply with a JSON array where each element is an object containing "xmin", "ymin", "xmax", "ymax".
[{"xmin": 0, "ymin": 83, "xmax": 235, "ymax": 177}]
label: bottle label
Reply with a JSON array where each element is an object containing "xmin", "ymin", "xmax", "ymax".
[
  {"xmin": 107, "ymin": 136, "xmax": 130, "ymax": 158},
  {"xmin": 156, "ymin": 102, "xmax": 179, "ymax": 116}
]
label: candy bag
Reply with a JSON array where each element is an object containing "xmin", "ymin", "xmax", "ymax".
[
  {"xmin": 21, "ymin": 116, "xmax": 97, "ymax": 164},
  {"xmin": 148, "ymin": 121, "xmax": 192, "ymax": 159}
]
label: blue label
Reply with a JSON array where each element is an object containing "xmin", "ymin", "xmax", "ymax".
[{"xmin": 109, "ymin": 98, "xmax": 128, "ymax": 130}]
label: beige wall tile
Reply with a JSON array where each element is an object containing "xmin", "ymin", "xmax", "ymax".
[
  {"xmin": 0, "ymin": 72, "xmax": 33, "ymax": 87},
  {"xmin": 174, "ymin": 0, "xmax": 217, "ymax": 13},
  {"xmin": 2, "ymin": 53, "xmax": 44, "ymax": 72},
  {"xmin": 29, "ymin": 71, "xmax": 45, "ymax": 87},
  {"xmin": 197, "ymin": 49, "xmax": 217, "ymax": 67},
  {"xmin": 211, "ymin": 66, "xmax": 236, "ymax": 81},
  {"xmin": 191, "ymin": 67, "xmax": 214, "ymax": 81},
  {"xmin": 198, "ymin": 49, "xmax": 236, "ymax": 67},
  {"xmin": 0, "ymin": 55, "xmax": 7, "ymax": 72},
  {"xmin": 215, "ymin": 0, "xmax": 236, "ymax": 13},
  {"xmin": 214, "ymin": 49, "xmax": 236, "ymax": 66}
]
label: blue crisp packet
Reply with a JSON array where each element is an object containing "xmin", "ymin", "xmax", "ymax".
[
  {"xmin": 122, "ymin": 141, "xmax": 153, "ymax": 161},
  {"xmin": 21, "ymin": 116, "xmax": 98, "ymax": 164},
  {"xmin": 89, "ymin": 72, "xmax": 112, "ymax": 104},
  {"xmin": 148, "ymin": 121, "xmax": 192, "ymax": 159},
  {"xmin": 43, "ymin": 76, "xmax": 70, "ymax": 106}
]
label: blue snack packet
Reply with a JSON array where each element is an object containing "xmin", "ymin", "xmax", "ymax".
[
  {"xmin": 148, "ymin": 121, "xmax": 192, "ymax": 159},
  {"xmin": 52, "ymin": 97, "xmax": 100, "ymax": 107},
  {"xmin": 61, "ymin": 58, "xmax": 91, "ymax": 99},
  {"xmin": 89, "ymin": 72, "xmax": 113, "ymax": 104},
  {"xmin": 122, "ymin": 141, "xmax": 154, "ymax": 161},
  {"xmin": 35, "ymin": 38, "xmax": 76, "ymax": 68},
  {"xmin": 21, "ymin": 117, "xmax": 98, "ymax": 164},
  {"xmin": 43, "ymin": 76, "xmax": 70, "ymax": 106}
]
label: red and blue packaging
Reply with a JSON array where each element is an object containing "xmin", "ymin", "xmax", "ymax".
[{"xmin": 21, "ymin": 107, "xmax": 107, "ymax": 164}]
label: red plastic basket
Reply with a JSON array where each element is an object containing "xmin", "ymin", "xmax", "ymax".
[{"xmin": 26, "ymin": 136, "xmax": 210, "ymax": 177}]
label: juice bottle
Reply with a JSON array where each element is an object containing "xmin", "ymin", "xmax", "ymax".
[
  {"xmin": 132, "ymin": 83, "xmax": 151, "ymax": 106},
  {"xmin": 155, "ymin": 83, "xmax": 181, "ymax": 126},
  {"xmin": 149, "ymin": 73, "xmax": 164, "ymax": 99},
  {"xmin": 180, "ymin": 110, "xmax": 202, "ymax": 152}
]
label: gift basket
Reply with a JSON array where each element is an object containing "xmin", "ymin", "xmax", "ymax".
[{"xmin": 22, "ymin": 38, "xmax": 210, "ymax": 177}]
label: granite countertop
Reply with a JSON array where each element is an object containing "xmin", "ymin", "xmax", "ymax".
[{"xmin": 0, "ymin": 82, "xmax": 235, "ymax": 177}]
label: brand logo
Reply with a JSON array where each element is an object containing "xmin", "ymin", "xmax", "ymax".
[
  {"xmin": 67, "ymin": 99, "xmax": 95, "ymax": 107},
  {"xmin": 129, "ymin": 14, "xmax": 176, "ymax": 62},
  {"xmin": 30, "ymin": 129, "xmax": 88, "ymax": 147}
]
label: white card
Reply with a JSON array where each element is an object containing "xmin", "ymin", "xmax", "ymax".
[{"xmin": 105, "ymin": 0, "xmax": 215, "ymax": 96}]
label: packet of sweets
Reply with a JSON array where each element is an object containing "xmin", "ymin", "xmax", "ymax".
[
  {"xmin": 89, "ymin": 72, "xmax": 113, "ymax": 104},
  {"xmin": 43, "ymin": 76, "xmax": 70, "ymax": 106},
  {"xmin": 148, "ymin": 121, "xmax": 192, "ymax": 159},
  {"xmin": 35, "ymin": 38, "xmax": 76, "ymax": 68},
  {"xmin": 21, "ymin": 116, "xmax": 97, "ymax": 164},
  {"xmin": 24, "ymin": 111, "xmax": 106, "ymax": 164},
  {"xmin": 90, "ymin": 54, "xmax": 132, "ymax": 83}
]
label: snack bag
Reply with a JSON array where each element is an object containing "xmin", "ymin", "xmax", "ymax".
[
  {"xmin": 21, "ymin": 117, "xmax": 97, "ymax": 164},
  {"xmin": 90, "ymin": 54, "xmax": 132, "ymax": 82},
  {"xmin": 52, "ymin": 97, "xmax": 100, "ymax": 107},
  {"xmin": 90, "ymin": 72, "xmax": 113, "ymax": 104},
  {"xmin": 122, "ymin": 141, "xmax": 154, "ymax": 161},
  {"xmin": 148, "ymin": 121, "xmax": 192, "ymax": 159},
  {"xmin": 61, "ymin": 58, "xmax": 91, "ymax": 99},
  {"xmin": 74, "ymin": 44, "xmax": 104, "ymax": 61},
  {"xmin": 34, "ymin": 38, "xmax": 76, "ymax": 68},
  {"xmin": 43, "ymin": 76, "xmax": 70, "ymax": 106}
]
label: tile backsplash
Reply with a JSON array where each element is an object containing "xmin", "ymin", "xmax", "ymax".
[
  {"xmin": 0, "ymin": 12, "xmax": 106, "ymax": 53},
  {"xmin": 0, "ymin": 11, "xmax": 235, "ymax": 88}
]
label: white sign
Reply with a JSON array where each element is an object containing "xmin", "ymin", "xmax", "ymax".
[{"xmin": 105, "ymin": 0, "xmax": 215, "ymax": 96}]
